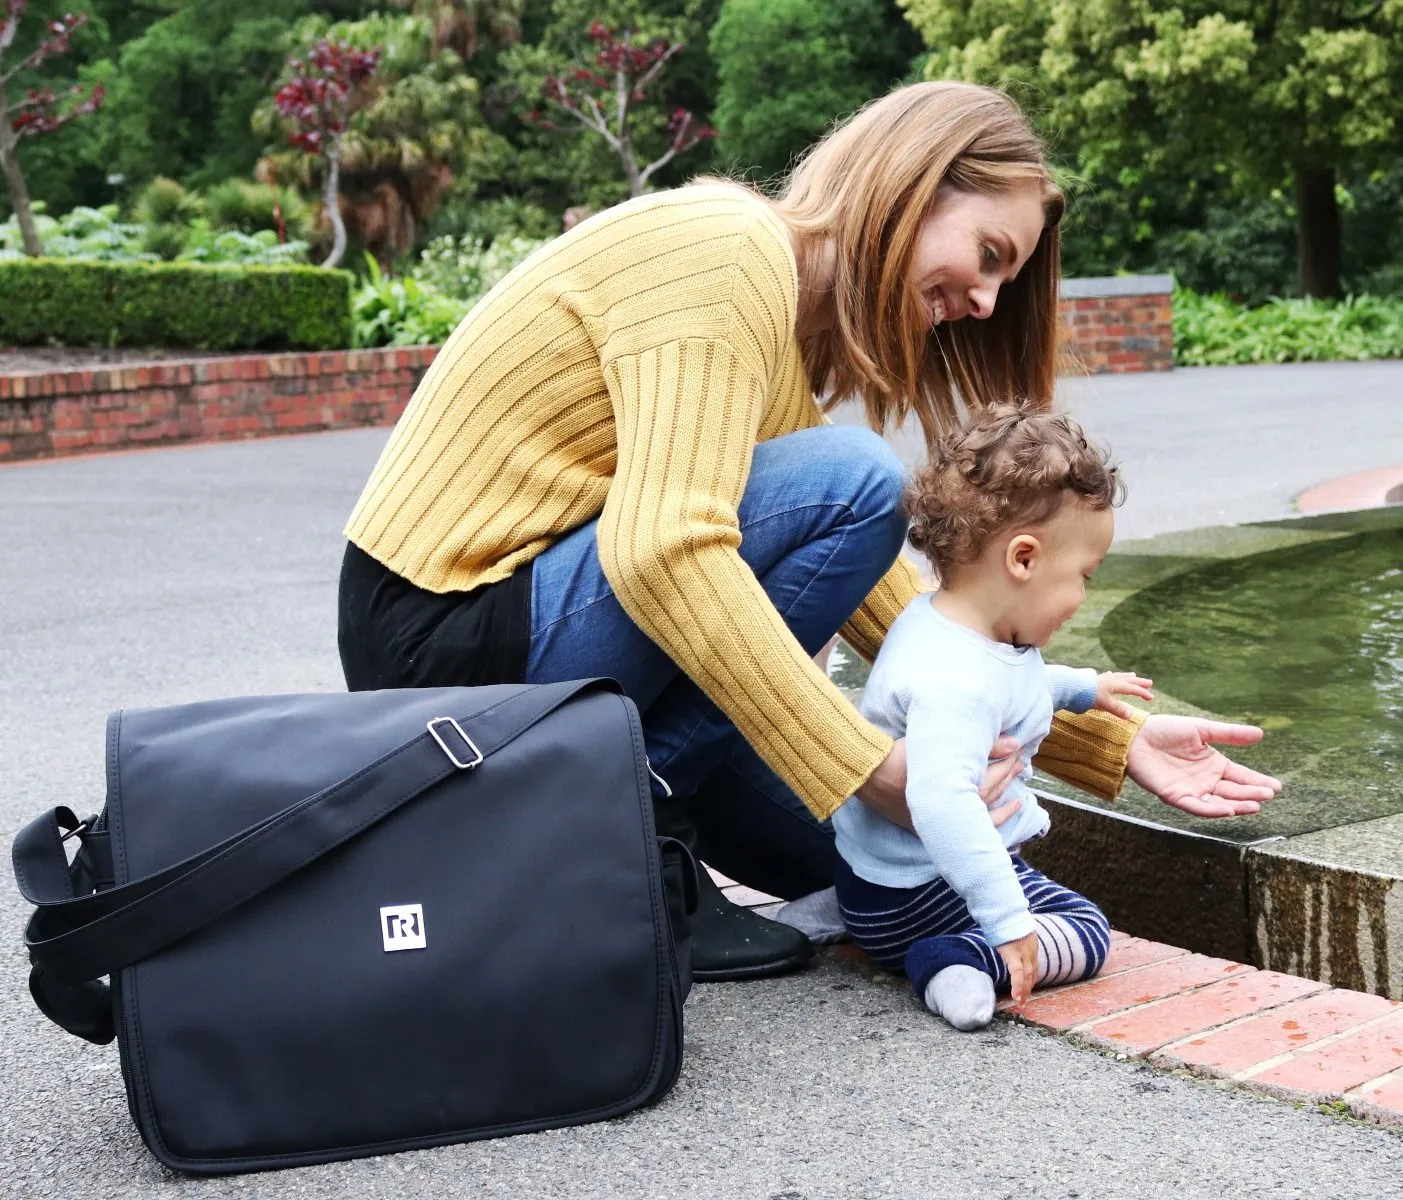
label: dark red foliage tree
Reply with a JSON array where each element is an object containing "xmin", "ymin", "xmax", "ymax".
[
  {"xmin": 0, "ymin": 3, "xmax": 103, "ymax": 257},
  {"xmin": 273, "ymin": 38, "xmax": 381, "ymax": 269},
  {"xmin": 535, "ymin": 21, "xmax": 713, "ymax": 199}
]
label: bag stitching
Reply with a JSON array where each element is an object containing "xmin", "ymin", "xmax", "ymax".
[
  {"xmin": 11, "ymin": 811, "xmax": 66, "ymax": 901},
  {"xmin": 621, "ymin": 692, "xmax": 671, "ymax": 1101}
]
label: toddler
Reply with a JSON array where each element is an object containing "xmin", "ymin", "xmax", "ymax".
[{"xmin": 831, "ymin": 403, "xmax": 1152, "ymax": 1031}]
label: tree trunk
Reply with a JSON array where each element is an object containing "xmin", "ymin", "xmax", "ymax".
[
  {"xmin": 321, "ymin": 146, "xmax": 348, "ymax": 269},
  {"xmin": 1295, "ymin": 166, "xmax": 1342, "ymax": 300},
  {"xmin": 617, "ymin": 127, "xmax": 644, "ymax": 198},
  {"xmin": 0, "ymin": 90, "xmax": 44, "ymax": 258}
]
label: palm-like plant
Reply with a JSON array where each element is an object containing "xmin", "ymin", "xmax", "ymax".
[
  {"xmin": 392, "ymin": 0, "xmax": 524, "ymax": 63},
  {"xmin": 256, "ymin": 12, "xmax": 490, "ymax": 266}
]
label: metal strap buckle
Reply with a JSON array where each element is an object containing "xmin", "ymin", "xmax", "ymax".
[
  {"xmin": 427, "ymin": 717, "xmax": 484, "ymax": 770},
  {"xmin": 61, "ymin": 819, "xmax": 90, "ymax": 843}
]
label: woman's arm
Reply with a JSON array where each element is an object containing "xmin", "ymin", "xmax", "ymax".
[
  {"xmin": 598, "ymin": 333, "xmax": 893, "ymax": 822},
  {"xmin": 1033, "ymin": 707, "xmax": 1146, "ymax": 801}
]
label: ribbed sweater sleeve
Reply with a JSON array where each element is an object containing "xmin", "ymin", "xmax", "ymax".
[
  {"xmin": 1036, "ymin": 706, "xmax": 1147, "ymax": 801},
  {"xmin": 598, "ymin": 333, "xmax": 893, "ymax": 820}
]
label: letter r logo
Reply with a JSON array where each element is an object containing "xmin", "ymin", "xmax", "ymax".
[{"xmin": 380, "ymin": 903, "xmax": 427, "ymax": 951}]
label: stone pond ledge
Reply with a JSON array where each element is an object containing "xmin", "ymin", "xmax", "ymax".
[
  {"xmin": 1025, "ymin": 505, "xmax": 1403, "ymax": 1003},
  {"xmin": 1031, "ymin": 792, "xmax": 1403, "ymax": 1001}
]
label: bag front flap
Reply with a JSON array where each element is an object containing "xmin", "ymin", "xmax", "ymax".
[
  {"xmin": 107, "ymin": 685, "xmax": 532, "ymax": 881},
  {"xmin": 109, "ymin": 685, "xmax": 678, "ymax": 1170}
]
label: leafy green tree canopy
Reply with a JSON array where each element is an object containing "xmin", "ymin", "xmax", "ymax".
[
  {"xmin": 711, "ymin": 0, "xmax": 917, "ymax": 183},
  {"xmin": 900, "ymin": 0, "xmax": 1403, "ymax": 297}
]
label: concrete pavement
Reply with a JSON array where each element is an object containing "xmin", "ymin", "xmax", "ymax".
[
  {"xmin": 834, "ymin": 360, "xmax": 1403, "ymax": 542},
  {"xmin": 4, "ymin": 362, "xmax": 1403, "ymax": 1197}
]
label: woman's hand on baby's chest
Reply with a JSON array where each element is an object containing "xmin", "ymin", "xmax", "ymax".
[{"xmin": 858, "ymin": 734, "xmax": 1025, "ymax": 830}]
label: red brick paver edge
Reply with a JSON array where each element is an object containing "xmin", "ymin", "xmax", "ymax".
[{"xmin": 713, "ymin": 872, "xmax": 1403, "ymax": 1131}]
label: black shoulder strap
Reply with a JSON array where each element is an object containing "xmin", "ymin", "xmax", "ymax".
[{"xmin": 13, "ymin": 679, "xmax": 612, "ymax": 1044}]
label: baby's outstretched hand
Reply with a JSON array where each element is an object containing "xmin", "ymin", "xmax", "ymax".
[
  {"xmin": 996, "ymin": 933, "xmax": 1039, "ymax": 1008},
  {"xmin": 1095, "ymin": 671, "xmax": 1154, "ymax": 721}
]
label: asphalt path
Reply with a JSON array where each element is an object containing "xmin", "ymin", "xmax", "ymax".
[{"xmin": 4, "ymin": 362, "xmax": 1403, "ymax": 1198}]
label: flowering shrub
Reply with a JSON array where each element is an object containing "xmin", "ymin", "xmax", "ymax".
[
  {"xmin": 409, "ymin": 233, "xmax": 546, "ymax": 302},
  {"xmin": 272, "ymin": 38, "xmax": 382, "ymax": 267},
  {"xmin": 0, "ymin": 3, "xmax": 105, "ymax": 256},
  {"xmin": 530, "ymin": 21, "xmax": 714, "ymax": 198}
]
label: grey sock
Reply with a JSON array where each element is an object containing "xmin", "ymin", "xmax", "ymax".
[
  {"xmin": 772, "ymin": 887, "xmax": 848, "ymax": 945},
  {"xmin": 923, "ymin": 965, "xmax": 996, "ymax": 1031}
]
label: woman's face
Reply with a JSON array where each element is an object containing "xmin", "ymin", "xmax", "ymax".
[{"xmin": 910, "ymin": 180, "xmax": 1048, "ymax": 327}]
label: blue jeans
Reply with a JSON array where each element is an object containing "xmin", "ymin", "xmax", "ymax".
[{"xmin": 525, "ymin": 424, "xmax": 908, "ymax": 900}]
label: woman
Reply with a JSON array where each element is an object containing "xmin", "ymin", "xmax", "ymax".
[{"xmin": 338, "ymin": 82, "xmax": 1280, "ymax": 980}]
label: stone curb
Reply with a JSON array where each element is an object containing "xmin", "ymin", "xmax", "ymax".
[
  {"xmin": 714, "ymin": 872, "xmax": 1403, "ymax": 1132},
  {"xmin": 1061, "ymin": 274, "xmax": 1175, "ymax": 299}
]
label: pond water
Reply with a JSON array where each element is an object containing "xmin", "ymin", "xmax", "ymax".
[{"xmin": 1099, "ymin": 528, "xmax": 1403, "ymax": 841}]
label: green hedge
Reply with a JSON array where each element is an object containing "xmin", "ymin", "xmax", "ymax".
[
  {"xmin": 0, "ymin": 259, "xmax": 353, "ymax": 351},
  {"xmin": 1174, "ymin": 288, "xmax": 1403, "ymax": 366}
]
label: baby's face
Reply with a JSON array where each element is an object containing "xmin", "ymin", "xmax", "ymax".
[{"xmin": 1013, "ymin": 501, "xmax": 1114, "ymax": 647}]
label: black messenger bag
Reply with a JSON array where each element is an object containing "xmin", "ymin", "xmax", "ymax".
[{"xmin": 12, "ymin": 679, "xmax": 698, "ymax": 1175}]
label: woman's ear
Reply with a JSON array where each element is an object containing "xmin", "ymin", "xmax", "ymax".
[{"xmin": 1005, "ymin": 533, "xmax": 1040, "ymax": 581}]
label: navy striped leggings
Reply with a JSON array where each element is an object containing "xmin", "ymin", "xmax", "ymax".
[{"xmin": 834, "ymin": 853, "xmax": 1112, "ymax": 998}]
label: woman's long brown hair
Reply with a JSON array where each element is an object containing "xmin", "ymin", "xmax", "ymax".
[{"xmin": 765, "ymin": 81, "xmax": 1065, "ymax": 445}]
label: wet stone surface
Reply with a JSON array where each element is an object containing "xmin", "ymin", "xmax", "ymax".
[
  {"xmin": 1099, "ymin": 515, "xmax": 1403, "ymax": 842},
  {"xmin": 1249, "ymin": 847, "xmax": 1403, "ymax": 998}
]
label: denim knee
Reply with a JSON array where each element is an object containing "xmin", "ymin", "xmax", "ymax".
[{"xmin": 813, "ymin": 424, "xmax": 907, "ymax": 527}]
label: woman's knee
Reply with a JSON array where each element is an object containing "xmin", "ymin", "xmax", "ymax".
[
  {"xmin": 810, "ymin": 424, "xmax": 907, "ymax": 521},
  {"xmin": 741, "ymin": 424, "xmax": 909, "ymax": 581}
]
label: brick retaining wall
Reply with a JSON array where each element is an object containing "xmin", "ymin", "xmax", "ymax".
[
  {"xmin": 1, "ymin": 275, "xmax": 1174, "ymax": 465},
  {"xmin": 0, "ymin": 346, "xmax": 437, "ymax": 464},
  {"xmin": 1060, "ymin": 274, "xmax": 1175, "ymax": 374}
]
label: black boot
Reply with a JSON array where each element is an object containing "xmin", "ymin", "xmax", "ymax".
[{"xmin": 654, "ymin": 793, "xmax": 814, "ymax": 982}]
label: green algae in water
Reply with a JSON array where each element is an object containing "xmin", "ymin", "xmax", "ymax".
[{"xmin": 1100, "ymin": 529, "xmax": 1403, "ymax": 840}]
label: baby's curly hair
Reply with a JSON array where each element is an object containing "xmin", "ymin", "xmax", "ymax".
[{"xmin": 906, "ymin": 402, "xmax": 1124, "ymax": 582}]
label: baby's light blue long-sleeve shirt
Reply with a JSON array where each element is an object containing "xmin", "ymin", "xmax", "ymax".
[{"xmin": 832, "ymin": 595, "xmax": 1099, "ymax": 947}]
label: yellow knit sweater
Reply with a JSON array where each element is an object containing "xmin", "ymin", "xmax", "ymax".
[{"xmin": 346, "ymin": 185, "xmax": 1141, "ymax": 819}]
